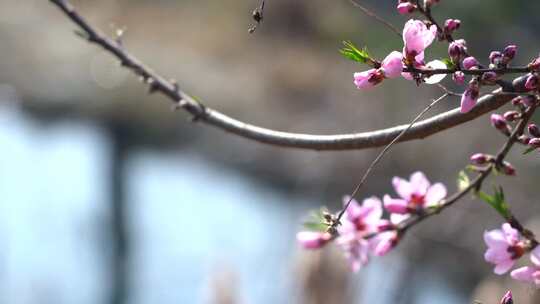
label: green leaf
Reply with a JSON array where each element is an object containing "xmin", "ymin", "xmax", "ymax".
[
  {"xmin": 339, "ymin": 41, "xmax": 371, "ymax": 64},
  {"xmin": 302, "ymin": 221, "xmax": 329, "ymax": 232},
  {"xmin": 440, "ymin": 57, "xmax": 455, "ymax": 69},
  {"xmin": 523, "ymin": 146, "xmax": 536, "ymax": 155},
  {"xmin": 457, "ymin": 170, "xmax": 470, "ymax": 191},
  {"xmin": 475, "ymin": 186, "xmax": 511, "ymax": 219},
  {"xmin": 302, "ymin": 207, "xmax": 331, "ymax": 232}
]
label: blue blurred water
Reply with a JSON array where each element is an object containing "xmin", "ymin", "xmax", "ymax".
[{"xmin": 0, "ymin": 102, "xmax": 466, "ymax": 304}]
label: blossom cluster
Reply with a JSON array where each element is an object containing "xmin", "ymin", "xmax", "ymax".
[
  {"xmin": 353, "ymin": 19, "xmax": 444, "ymax": 90},
  {"xmin": 312, "ymin": 0, "xmax": 540, "ymax": 292},
  {"xmin": 352, "ymin": 7, "xmax": 540, "ymax": 116},
  {"xmin": 297, "ymin": 172, "xmax": 446, "ymax": 272},
  {"xmin": 484, "ymin": 223, "xmax": 540, "ymax": 287}
]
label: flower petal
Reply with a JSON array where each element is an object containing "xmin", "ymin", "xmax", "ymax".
[
  {"xmin": 354, "ymin": 70, "xmax": 377, "ymax": 90},
  {"xmin": 297, "ymin": 231, "xmax": 331, "ymax": 249},
  {"xmin": 390, "ymin": 213, "xmax": 409, "ymax": 225},
  {"xmin": 361, "ymin": 196, "xmax": 383, "ymax": 227},
  {"xmin": 343, "ymin": 195, "xmax": 362, "ymax": 221},
  {"xmin": 484, "ymin": 229, "xmax": 508, "ymax": 250},
  {"xmin": 370, "ymin": 231, "xmax": 398, "ymax": 256},
  {"xmin": 530, "ymin": 246, "xmax": 540, "ymax": 267},
  {"xmin": 494, "ymin": 259, "xmax": 514, "ymax": 275},
  {"xmin": 511, "ymin": 266, "xmax": 536, "ymax": 282},
  {"xmin": 425, "ymin": 183, "xmax": 447, "ymax": 207},
  {"xmin": 381, "ymin": 51, "xmax": 404, "ymax": 78},
  {"xmin": 392, "ymin": 176, "xmax": 412, "ymax": 200},
  {"xmin": 410, "ymin": 171, "xmax": 430, "ymax": 196},
  {"xmin": 383, "ymin": 195, "xmax": 409, "ymax": 214},
  {"xmin": 501, "ymin": 223, "xmax": 520, "ymax": 244},
  {"xmin": 424, "ymin": 60, "xmax": 448, "ymax": 84}
]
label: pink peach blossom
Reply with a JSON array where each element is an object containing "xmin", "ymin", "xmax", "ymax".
[
  {"xmin": 484, "ymin": 223, "xmax": 526, "ymax": 274},
  {"xmin": 460, "ymin": 82, "xmax": 480, "ymax": 113},
  {"xmin": 336, "ymin": 196, "xmax": 383, "ymax": 271},
  {"xmin": 397, "ymin": 2, "xmax": 415, "ymax": 15},
  {"xmin": 383, "ymin": 171, "xmax": 447, "ymax": 215},
  {"xmin": 353, "ymin": 51, "xmax": 403, "ymax": 90},
  {"xmin": 381, "ymin": 51, "xmax": 404, "ymax": 79},
  {"xmin": 511, "ymin": 246, "xmax": 540, "ymax": 287},
  {"xmin": 371, "ymin": 231, "xmax": 399, "ymax": 256},
  {"xmin": 353, "ymin": 69, "xmax": 383, "ymax": 89},
  {"xmin": 402, "ymin": 19, "xmax": 437, "ymax": 59},
  {"xmin": 462, "ymin": 56, "xmax": 479, "ymax": 70}
]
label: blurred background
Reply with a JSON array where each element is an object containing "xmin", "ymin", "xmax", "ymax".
[{"xmin": 1, "ymin": 0, "xmax": 540, "ymax": 303}]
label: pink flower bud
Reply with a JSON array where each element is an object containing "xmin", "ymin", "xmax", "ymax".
[
  {"xmin": 397, "ymin": 2, "xmax": 416, "ymax": 14},
  {"xmin": 503, "ymin": 45, "xmax": 517, "ymax": 61},
  {"xmin": 462, "ymin": 56, "xmax": 479, "ymax": 70},
  {"xmin": 501, "ymin": 161, "xmax": 516, "ymax": 176},
  {"xmin": 525, "ymin": 74, "xmax": 539, "ymax": 90},
  {"xmin": 403, "ymin": 19, "xmax": 437, "ymax": 58},
  {"xmin": 529, "ymin": 57, "xmax": 540, "ymax": 71},
  {"xmin": 453, "ymin": 71, "xmax": 465, "ymax": 85},
  {"xmin": 354, "ymin": 69, "xmax": 384, "ymax": 89},
  {"xmin": 521, "ymin": 95, "xmax": 538, "ymax": 106},
  {"xmin": 491, "ymin": 113, "xmax": 511, "ymax": 136},
  {"xmin": 448, "ymin": 41, "xmax": 466, "ymax": 62},
  {"xmin": 372, "ymin": 231, "xmax": 399, "ymax": 256},
  {"xmin": 376, "ymin": 219, "xmax": 395, "ymax": 232},
  {"xmin": 529, "ymin": 138, "xmax": 540, "ymax": 148},
  {"xmin": 460, "ymin": 81, "xmax": 479, "ymax": 113},
  {"xmin": 489, "ymin": 51, "xmax": 503, "ymax": 65},
  {"xmin": 470, "ymin": 153, "xmax": 492, "ymax": 165},
  {"xmin": 482, "ymin": 71, "xmax": 498, "ymax": 84},
  {"xmin": 500, "ymin": 290, "xmax": 513, "ymax": 304},
  {"xmin": 511, "ymin": 96, "xmax": 523, "ymax": 107},
  {"xmin": 381, "ymin": 51, "xmax": 404, "ymax": 79},
  {"xmin": 518, "ymin": 135, "xmax": 531, "ymax": 145},
  {"xmin": 529, "ymin": 124, "xmax": 540, "ymax": 137},
  {"xmin": 444, "ymin": 19, "xmax": 461, "ymax": 33},
  {"xmin": 296, "ymin": 231, "xmax": 331, "ymax": 249},
  {"xmin": 503, "ymin": 111, "xmax": 520, "ymax": 122}
]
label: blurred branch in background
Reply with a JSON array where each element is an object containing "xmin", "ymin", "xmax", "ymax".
[
  {"xmin": 48, "ymin": 0, "xmax": 518, "ymax": 151},
  {"xmin": 108, "ymin": 123, "xmax": 131, "ymax": 304}
]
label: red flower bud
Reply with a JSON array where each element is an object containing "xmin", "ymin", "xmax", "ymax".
[
  {"xmin": 525, "ymin": 74, "xmax": 539, "ymax": 90},
  {"xmin": 490, "ymin": 51, "xmax": 503, "ymax": 66},
  {"xmin": 503, "ymin": 111, "xmax": 520, "ymax": 122},
  {"xmin": 452, "ymin": 71, "xmax": 465, "ymax": 85},
  {"xmin": 529, "ymin": 124, "xmax": 540, "ymax": 137},
  {"xmin": 462, "ymin": 56, "xmax": 479, "ymax": 70},
  {"xmin": 470, "ymin": 153, "xmax": 492, "ymax": 165},
  {"xmin": 502, "ymin": 45, "xmax": 517, "ymax": 63},
  {"xmin": 500, "ymin": 290, "xmax": 513, "ymax": 304},
  {"xmin": 529, "ymin": 137, "xmax": 540, "ymax": 148},
  {"xmin": 444, "ymin": 19, "xmax": 461, "ymax": 33},
  {"xmin": 501, "ymin": 161, "xmax": 516, "ymax": 176},
  {"xmin": 490, "ymin": 114, "xmax": 511, "ymax": 136},
  {"xmin": 518, "ymin": 135, "xmax": 531, "ymax": 145},
  {"xmin": 529, "ymin": 57, "xmax": 540, "ymax": 71}
]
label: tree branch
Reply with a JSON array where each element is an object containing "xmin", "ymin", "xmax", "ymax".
[{"xmin": 49, "ymin": 0, "xmax": 522, "ymax": 151}]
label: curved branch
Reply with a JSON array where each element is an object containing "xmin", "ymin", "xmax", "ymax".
[{"xmin": 50, "ymin": 0, "xmax": 519, "ymax": 151}]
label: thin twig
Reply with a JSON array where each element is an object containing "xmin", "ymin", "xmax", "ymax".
[
  {"xmin": 336, "ymin": 92, "xmax": 450, "ymax": 223},
  {"xmin": 349, "ymin": 0, "xmax": 401, "ymax": 37}
]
